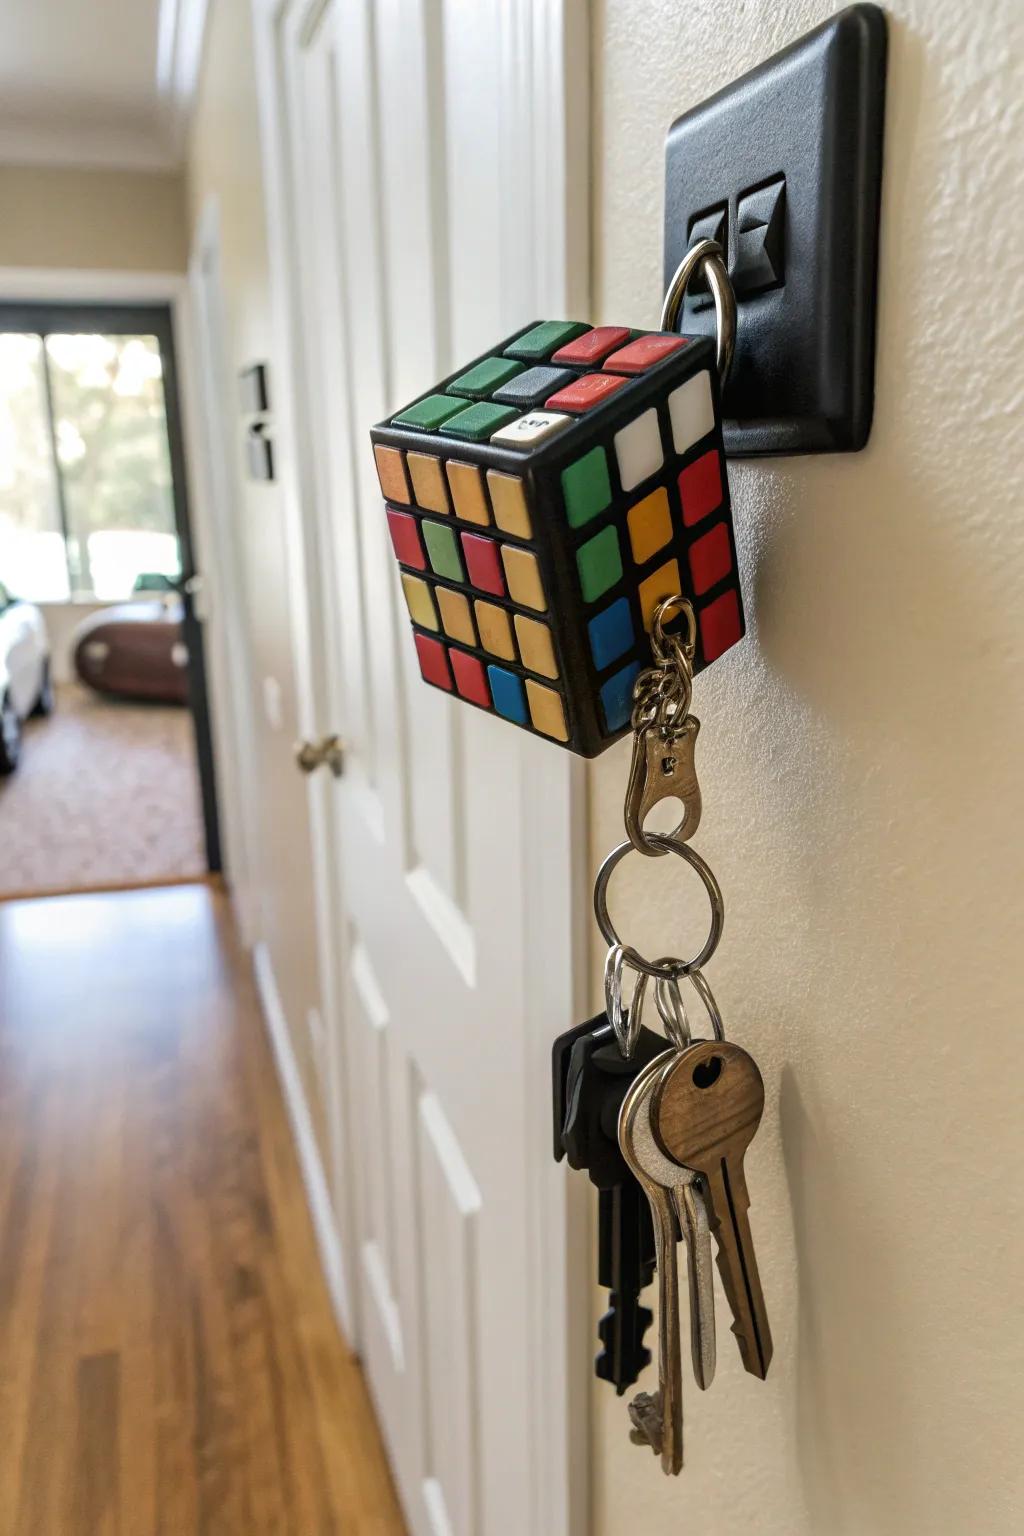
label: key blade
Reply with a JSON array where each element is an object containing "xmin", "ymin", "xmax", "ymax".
[
  {"xmin": 673, "ymin": 1180, "xmax": 716, "ymax": 1391},
  {"xmin": 705, "ymin": 1162, "xmax": 773, "ymax": 1380}
]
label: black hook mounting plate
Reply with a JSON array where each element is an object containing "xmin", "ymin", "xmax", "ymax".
[{"xmin": 664, "ymin": 4, "xmax": 888, "ymax": 456}]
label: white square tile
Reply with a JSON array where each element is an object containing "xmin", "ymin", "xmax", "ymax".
[
  {"xmin": 490, "ymin": 411, "xmax": 571, "ymax": 448},
  {"xmin": 614, "ymin": 408, "xmax": 663, "ymax": 493},
  {"xmin": 669, "ymin": 371, "xmax": 715, "ymax": 455}
]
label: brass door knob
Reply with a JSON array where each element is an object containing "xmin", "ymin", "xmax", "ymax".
[{"xmin": 295, "ymin": 735, "xmax": 345, "ymax": 778}]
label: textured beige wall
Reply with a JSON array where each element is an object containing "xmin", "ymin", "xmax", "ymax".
[
  {"xmin": 0, "ymin": 165, "xmax": 187, "ymax": 272},
  {"xmin": 186, "ymin": 0, "xmax": 326, "ymax": 1150},
  {"xmin": 590, "ymin": 2, "xmax": 1023, "ymax": 1533}
]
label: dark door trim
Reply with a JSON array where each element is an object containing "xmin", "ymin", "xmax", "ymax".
[{"xmin": 0, "ymin": 299, "xmax": 223, "ymax": 873}]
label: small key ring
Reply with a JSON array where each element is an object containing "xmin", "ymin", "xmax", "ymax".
[
  {"xmin": 594, "ymin": 834, "xmax": 724, "ymax": 981},
  {"xmin": 657, "ymin": 968, "xmax": 726, "ymax": 1043},
  {"xmin": 603, "ymin": 942, "xmax": 649, "ymax": 1058},
  {"xmin": 653, "ymin": 974, "xmax": 692, "ymax": 1049},
  {"xmin": 660, "ymin": 237, "xmax": 736, "ymax": 383}
]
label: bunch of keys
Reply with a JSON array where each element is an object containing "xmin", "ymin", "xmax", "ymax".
[{"xmin": 553, "ymin": 595, "xmax": 772, "ymax": 1476}]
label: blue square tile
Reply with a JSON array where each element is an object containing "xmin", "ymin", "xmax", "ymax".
[
  {"xmin": 588, "ymin": 596, "xmax": 635, "ymax": 671},
  {"xmin": 487, "ymin": 665, "xmax": 528, "ymax": 725},
  {"xmin": 600, "ymin": 661, "xmax": 641, "ymax": 734}
]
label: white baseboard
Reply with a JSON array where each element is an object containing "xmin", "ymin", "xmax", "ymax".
[{"xmin": 252, "ymin": 940, "xmax": 354, "ymax": 1339}]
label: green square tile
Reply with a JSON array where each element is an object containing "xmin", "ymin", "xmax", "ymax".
[
  {"xmin": 576, "ymin": 526, "xmax": 622, "ymax": 603},
  {"xmin": 561, "ymin": 446, "xmax": 612, "ymax": 528},
  {"xmin": 504, "ymin": 321, "xmax": 589, "ymax": 362},
  {"xmin": 392, "ymin": 393, "xmax": 464, "ymax": 431},
  {"xmin": 448, "ymin": 356, "xmax": 523, "ymax": 400},
  {"xmin": 423, "ymin": 520, "xmax": 464, "ymax": 582},
  {"xmin": 440, "ymin": 402, "xmax": 519, "ymax": 442}
]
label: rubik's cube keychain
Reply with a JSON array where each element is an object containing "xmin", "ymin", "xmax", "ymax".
[{"xmin": 370, "ymin": 238, "xmax": 741, "ymax": 756}]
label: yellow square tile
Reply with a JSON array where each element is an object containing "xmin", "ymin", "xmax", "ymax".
[
  {"xmin": 627, "ymin": 486, "xmax": 672, "ymax": 565},
  {"xmin": 514, "ymin": 615, "xmax": 558, "ymax": 680},
  {"xmin": 437, "ymin": 588, "xmax": 476, "ymax": 647},
  {"xmin": 526, "ymin": 680, "xmax": 568, "ymax": 742},
  {"xmin": 407, "ymin": 452, "xmax": 450, "ymax": 514},
  {"xmin": 637, "ymin": 559, "xmax": 682, "ymax": 632},
  {"xmin": 487, "ymin": 470, "xmax": 532, "ymax": 538},
  {"xmin": 446, "ymin": 460, "xmax": 491, "ymax": 526},
  {"xmin": 474, "ymin": 600, "xmax": 516, "ymax": 661},
  {"xmin": 401, "ymin": 573, "xmax": 438, "ymax": 630},
  {"xmin": 501, "ymin": 546, "xmax": 546, "ymax": 612},
  {"xmin": 374, "ymin": 444, "xmax": 410, "ymax": 504}
]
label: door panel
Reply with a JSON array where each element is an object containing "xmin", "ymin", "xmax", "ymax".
[{"xmin": 255, "ymin": 2, "xmax": 588, "ymax": 1531}]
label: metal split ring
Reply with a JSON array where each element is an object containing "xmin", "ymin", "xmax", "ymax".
[
  {"xmin": 656, "ymin": 968, "xmax": 725, "ymax": 1044},
  {"xmin": 660, "ymin": 237, "xmax": 736, "ymax": 383},
  {"xmin": 594, "ymin": 834, "xmax": 724, "ymax": 981},
  {"xmin": 604, "ymin": 943, "xmax": 649, "ymax": 1058},
  {"xmin": 653, "ymin": 974, "xmax": 692, "ymax": 1049}
]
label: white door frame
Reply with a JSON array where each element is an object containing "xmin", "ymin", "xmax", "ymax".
[
  {"xmin": 0, "ymin": 262, "xmax": 255, "ymax": 926},
  {"xmin": 249, "ymin": 2, "xmax": 592, "ymax": 1530},
  {"xmin": 186, "ymin": 199, "xmax": 262, "ymax": 946}
]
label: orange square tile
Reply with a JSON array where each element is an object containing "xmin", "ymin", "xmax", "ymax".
[
  {"xmin": 526, "ymin": 680, "xmax": 568, "ymax": 741},
  {"xmin": 374, "ymin": 444, "xmax": 410, "ymax": 504},
  {"xmin": 637, "ymin": 559, "xmax": 683, "ymax": 632},
  {"xmin": 501, "ymin": 546, "xmax": 546, "ymax": 612},
  {"xmin": 446, "ymin": 460, "xmax": 491, "ymax": 525},
  {"xmin": 627, "ymin": 486, "xmax": 672, "ymax": 565},
  {"xmin": 407, "ymin": 452, "xmax": 450, "ymax": 514},
  {"xmin": 474, "ymin": 600, "xmax": 516, "ymax": 661},
  {"xmin": 437, "ymin": 588, "xmax": 476, "ymax": 646},
  {"xmin": 486, "ymin": 470, "xmax": 532, "ymax": 539},
  {"xmin": 514, "ymin": 615, "xmax": 559, "ymax": 679}
]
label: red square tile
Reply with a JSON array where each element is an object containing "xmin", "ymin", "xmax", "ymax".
[
  {"xmin": 450, "ymin": 649, "xmax": 492, "ymax": 707},
  {"xmin": 687, "ymin": 522, "xmax": 732, "ymax": 595},
  {"xmin": 678, "ymin": 449, "xmax": 723, "ymax": 526},
  {"xmin": 544, "ymin": 372, "xmax": 628, "ymax": 414},
  {"xmin": 386, "ymin": 506, "xmax": 426, "ymax": 570},
  {"xmin": 603, "ymin": 333, "xmax": 689, "ymax": 374},
  {"xmin": 460, "ymin": 532, "xmax": 507, "ymax": 595},
  {"xmin": 699, "ymin": 589, "xmax": 743, "ymax": 662},
  {"xmin": 551, "ymin": 326, "xmax": 631, "ymax": 365},
  {"xmin": 414, "ymin": 632, "xmax": 452, "ymax": 690}
]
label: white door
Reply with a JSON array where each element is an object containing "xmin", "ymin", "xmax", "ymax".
[{"xmin": 252, "ymin": 3, "xmax": 591, "ymax": 1533}]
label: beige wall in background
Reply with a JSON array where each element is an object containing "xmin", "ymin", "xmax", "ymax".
[
  {"xmin": 186, "ymin": 0, "xmax": 327, "ymax": 1152},
  {"xmin": 590, "ymin": 2, "xmax": 1022, "ymax": 1534},
  {"xmin": 0, "ymin": 165, "xmax": 187, "ymax": 272}
]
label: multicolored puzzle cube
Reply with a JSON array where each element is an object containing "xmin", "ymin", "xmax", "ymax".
[{"xmin": 370, "ymin": 320, "xmax": 744, "ymax": 757}]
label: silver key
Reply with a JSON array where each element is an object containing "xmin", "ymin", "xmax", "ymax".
[{"xmin": 618, "ymin": 1048, "xmax": 716, "ymax": 1475}]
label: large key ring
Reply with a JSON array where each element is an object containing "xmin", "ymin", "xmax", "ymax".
[
  {"xmin": 660, "ymin": 237, "xmax": 736, "ymax": 383},
  {"xmin": 594, "ymin": 834, "xmax": 724, "ymax": 981}
]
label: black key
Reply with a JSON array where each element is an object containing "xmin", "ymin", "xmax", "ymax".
[
  {"xmin": 596, "ymin": 1181, "xmax": 654, "ymax": 1394},
  {"xmin": 552, "ymin": 1015, "xmax": 666, "ymax": 1393}
]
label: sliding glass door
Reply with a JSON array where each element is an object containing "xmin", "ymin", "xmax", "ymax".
[{"xmin": 0, "ymin": 301, "xmax": 221, "ymax": 872}]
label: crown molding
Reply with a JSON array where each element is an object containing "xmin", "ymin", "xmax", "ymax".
[
  {"xmin": 0, "ymin": 0, "xmax": 209, "ymax": 172},
  {"xmin": 0, "ymin": 123, "xmax": 179, "ymax": 173}
]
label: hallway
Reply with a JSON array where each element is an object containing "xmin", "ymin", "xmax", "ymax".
[{"xmin": 0, "ymin": 884, "xmax": 404, "ymax": 1535}]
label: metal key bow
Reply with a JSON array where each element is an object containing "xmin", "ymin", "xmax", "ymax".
[{"xmin": 624, "ymin": 597, "xmax": 702, "ymax": 856}]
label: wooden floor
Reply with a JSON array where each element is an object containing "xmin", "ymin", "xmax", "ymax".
[{"xmin": 0, "ymin": 884, "xmax": 406, "ymax": 1536}]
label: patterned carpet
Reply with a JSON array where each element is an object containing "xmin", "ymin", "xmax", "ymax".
[{"xmin": 0, "ymin": 684, "xmax": 206, "ymax": 899}]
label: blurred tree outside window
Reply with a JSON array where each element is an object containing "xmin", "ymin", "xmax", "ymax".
[{"xmin": 0, "ymin": 331, "xmax": 181, "ymax": 602}]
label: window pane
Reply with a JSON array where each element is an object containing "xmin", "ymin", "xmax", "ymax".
[
  {"xmin": 0, "ymin": 332, "xmax": 70, "ymax": 601},
  {"xmin": 46, "ymin": 333, "xmax": 181, "ymax": 600}
]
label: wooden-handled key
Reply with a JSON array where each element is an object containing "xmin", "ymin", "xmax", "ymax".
[
  {"xmin": 619, "ymin": 1049, "xmax": 716, "ymax": 1475},
  {"xmin": 653, "ymin": 1040, "xmax": 773, "ymax": 1381}
]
